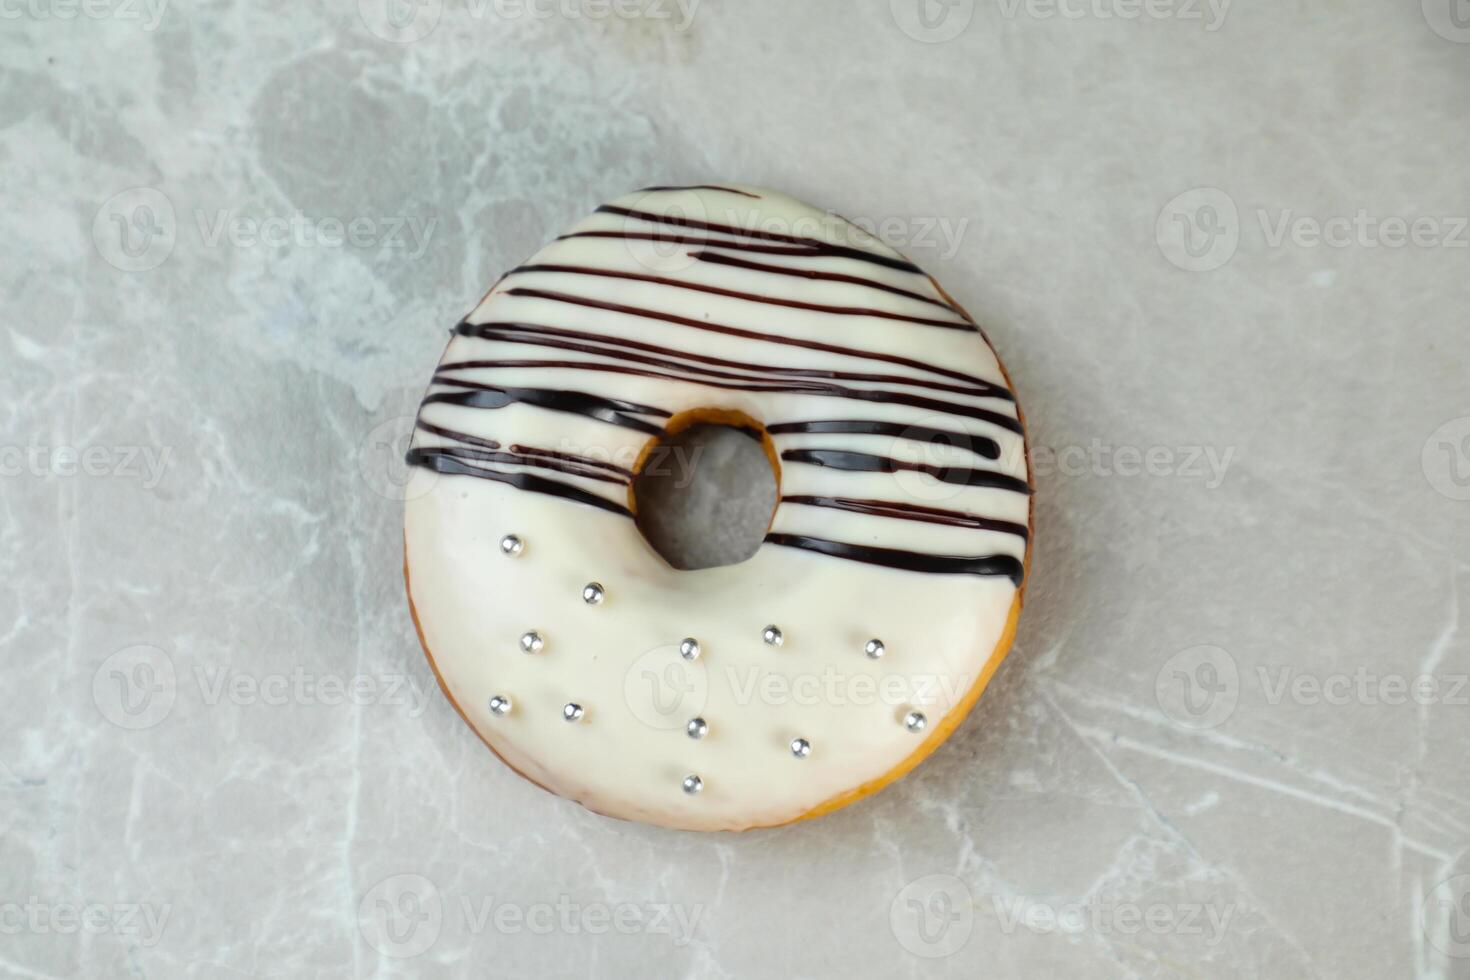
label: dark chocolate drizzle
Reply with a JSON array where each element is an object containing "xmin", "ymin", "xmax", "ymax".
[
  {"xmin": 766, "ymin": 419, "xmax": 1001, "ymax": 461},
  {"xmin": 637, "ymin": 184, "xmax": 761, "ymax": 198},
  {"xmin": 781, "ymin": 449, "xmax": 1033, "ymax": 495},
  {"xmin": 593, "ymin": 204, "xmax": 923, "ymax": 274},
  {"xmin": 781, "ymin": 495, "xmax": 1029, "ymax": 541},
  {"xmin": 500, "ymin": 286, "xmax": 1015, "ymax": 398},
  {"xmin": 408, "ymin": 189, "xmax": 1029, "ymax": 584},
  {"xmin": 764, "ymin": 534, "xmax": 1025, "ymax": 587},
  {"xmin": 453, "ymin": 321, "xmax": 1006, "ymax": 399},
  {"xmin": 508, "ymin": 263, "xmax": 973, "ymax": 331},
  {"xmin": 407, "ymin": 447, "xmax": 633, "ymax": 516},
  {"xmin": 422, "ymin": 380, "xmax": 669, "ymax": 434},
  {"xmin": 690, "ymin": 251, "xmax": 960, "ymax": 312}
]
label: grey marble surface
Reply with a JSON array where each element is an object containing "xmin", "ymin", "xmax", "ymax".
[{"xmin": 4, "ymin": 1, "xmax": 1470, "ymax": 977}]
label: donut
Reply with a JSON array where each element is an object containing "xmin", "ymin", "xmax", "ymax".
[{"xmin": 403, "ymin": 185, "xmax": 1032, "ymax": 831}]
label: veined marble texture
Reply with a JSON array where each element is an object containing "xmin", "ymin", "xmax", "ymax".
[{"xmin": 2, "ymin": 1, "xmax": 1469, "ymax": 977}]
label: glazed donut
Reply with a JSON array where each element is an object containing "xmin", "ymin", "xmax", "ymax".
[{"xmin": 403, "ymin": 185, "xmax": 1031, "ymax": 831}]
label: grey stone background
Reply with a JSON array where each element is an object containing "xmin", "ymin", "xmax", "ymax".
[{"xmin": 3, "ymin": 1, "xmax": 1470, "ymax": 977}]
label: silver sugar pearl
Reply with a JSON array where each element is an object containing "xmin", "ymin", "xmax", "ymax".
[
  {"xmin": 790, "ymin": 737, "xmax": 811, "ymax": 758},
  {"xmin": 679, "ymin": 638, "xmax": 701, "ymax": 661},
  {"xmin": 904, "ymin": 710, "xmax": 928, "ymax": 733},
  {"xmin": 686, "ymin": 717, "xmax": 708, "ymax": 740},
  {"xmin": 682, "ymin": 774, "xmax": 703, "ymax": 795},
  {"xmin": 865, "ymin": 638, "xmax": 886, "ymax": 660},
  {"xmin": 563, "ymin": 702, "xmax": 585, "ymax": 722},
  {"xmin": 519, "ymin": 630, "xmax": 544, "ymax": 654},
  {"xmin": 761, "ymin": 625, "xmax": 784, "ymax": 647},
  {"xmin": 582, "ymin": 582, "xmax": 605, "ymax": 605},
  {"xmin": 488, "ymin": 695, "xmax": 512, "ymax": 715},
  {"xmin": 499, "ymin": 535, "xmax": 524, "ymax": 556}
]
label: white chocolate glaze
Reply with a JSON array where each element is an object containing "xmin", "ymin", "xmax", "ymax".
[{"xmin": 404, "ymin": 185, "xmax": 1031, "ymax": 831}]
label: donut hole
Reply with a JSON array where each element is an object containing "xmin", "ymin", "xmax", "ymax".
[{"xmin": 631, "ymin": 417, "xmax": 780, "ymax": 570}]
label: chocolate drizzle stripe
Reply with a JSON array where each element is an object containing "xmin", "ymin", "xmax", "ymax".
[
  {"xmin": 508, "ymin": 263, "xmax": 974, "ymax": 331},
  {"xmin": 435, "ymin": 361, "xmax": 1021, "ymax": 431},
  {"xmin": 417, "ymin": 420, "xmax": 634, "ymax": 480},
  {"xmin": 595, "ymin": 204, "xmax": 923, "ymax": 274},
  {"xmin": 454, "ymin": 321, "xmax": 1008, "ymax": 400},
  {"xmin": 413, "ymin": 443, "xmax": 627, "ymax": 485},
  {"xmin": 764, "ymin": 533, "xmax": 1025, "ymax": 586},
  {"xmin": 499, "ymin": 287, "xmax": 1014, "ymax": 396},
  {"xmin": 406, "ymin": 448, "xmax": 632, "ymax": 516},
  {"xmin": 766, "ymin": 420, "xmax": 1001, "ymax": 461},
  {"xmin": 637, "ymin": 184, "xmax": 761, "ymax": 199},
  {"xmin": 781, "ymin": 448, "xmax": 1032, "ymax": 495},
  {"xmin": 422, "ymin": 381, "xmax": 669, "ymax": 434},
  {"xmin": 691, "ymin": 250, "xmax": 961, "ymax": 313},
  {"xmin": 781, "ymin": 495, "xmax": 1029, "ymax": 541},
  {"xmin": 408, "ymin": 188, "xmax": 1029, "ymax": 588}
]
